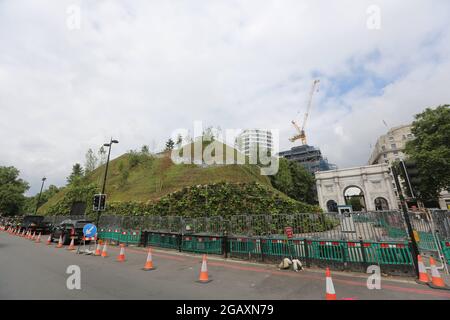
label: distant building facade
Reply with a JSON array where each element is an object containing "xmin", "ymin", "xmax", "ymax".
[
  {"xmin": 235, "ymin": 129, "xmax": 273, "ymax": 157},
  {"xmin": 315, "ymin": 164, "xmax": 397, "ymax": 212},
  {"xmin": 278, "ymin": 145, "xmax": 336, "ymax": 175},
  {"xmin": 368, "ymin": 124, "xmax": 414, "ymax": 166}
]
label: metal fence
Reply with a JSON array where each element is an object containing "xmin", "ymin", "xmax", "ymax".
[{"xmin": 40, "ymin": 211, "xmax": 410, "ymax": 240}]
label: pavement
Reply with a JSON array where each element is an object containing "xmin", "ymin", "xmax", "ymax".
[{"xmin": 1, "ymin": 230, "xmax": 450, "ymax": 300}]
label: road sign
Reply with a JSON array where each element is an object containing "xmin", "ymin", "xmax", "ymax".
[
  {"xmin": 83, "ymin": 223, "xmax": 97, "ymax": 237},
  {"xmin": 284, "ymin": 227, "xmax": 294, "ymax": 239}
]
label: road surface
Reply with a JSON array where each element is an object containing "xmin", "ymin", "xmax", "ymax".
[{"xmin": 1, "ymin": 231, "xmax": 449, "ymax": 300}]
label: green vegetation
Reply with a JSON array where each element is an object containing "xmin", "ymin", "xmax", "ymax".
[
  {"xmin": 39, "ymin": 140, "xmax": 320, "ymax": 216},
  {"xmin": 405, "ymin": 105, "xmax": 450, "ymax": 201},
  {"xmin": 270, "ymin": 158, "xmax": 316, "ymax": 205},
  {"xmin": 0, "ymin": 166, "xmax": 30, "ymax": 216}
]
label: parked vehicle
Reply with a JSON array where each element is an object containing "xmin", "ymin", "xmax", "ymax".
[
  {"xmin": 50, "ymin": 219, "xmax": 93, "ymax": 245},
  {"xmin": 18, "ymin": 215, "xmax": 52, "ymax": 234}
]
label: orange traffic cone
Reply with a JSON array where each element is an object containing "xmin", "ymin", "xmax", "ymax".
[
  {"xmin": 67, "ymin": 238, "xmax": 75, "ymax": 250},
  {"xmin": 428, "ymin": 257, "xmax": 449, "ymax": 290},
  {"xmin": 31, "ymin": 231, "xmax": 36, "ymax": 241},
  {"xmin": 35, "ymin": 232, "xmax": 41, "ymax": 243},
  {"xmin": 101, "ymin": 241, "xmax": 108, "ymax": 257},
  {"xmin": 56, "ymin": 235, "xmax": 63, "ymax": 248},
  {"xmin": 117, "ymin": 244, "xmax": 126, "ymax": 262},
  {"xmin": 143, "ymin": 248, "xmax": 155, "ymax": 271},
  {"xmin": 416, "ymin": 255, "xmax": 430, "ymax": 284},
  {"xmin": 197, "ymin": 254, "xmax": 212, "ymax": 283},
  {"xmin": 325, "ymin": 268, "xmax": 337, "ymax": 300},
  {"xmin": 46, "ymin": 235, "xmax": 52, "ymax": 245},
  {"xmin": 94, "ymin": 241, "xmax": 102, "ymax": 256}
]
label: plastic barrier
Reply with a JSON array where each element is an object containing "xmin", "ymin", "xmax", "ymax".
[
  {"xmin": 147, "ymin": 232, "xmax": 179, "ymax": 249},
  {"xmin": 181, "ymin": 235, "xmax": 222, "ymax": 254},
  {"xmin": 119, "ymin": 230, "xmax": 141, "ymax": 245}
]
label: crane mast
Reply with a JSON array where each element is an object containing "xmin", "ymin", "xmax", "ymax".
[{"xmin": 289, "ymin": 79, "xmax": 320, "ymax": 145}]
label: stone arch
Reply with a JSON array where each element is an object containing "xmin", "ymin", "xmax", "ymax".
[
  {"xmin": 374, "ymin": 197, "xmax": 389, "ymax": 211},
  {"xmin": 326, "ymin": 200, "xmax": 338, "ymax": 212},
  {"xmin": 343, "ymin": 185, "xmax": 367, "ymax": 212}
]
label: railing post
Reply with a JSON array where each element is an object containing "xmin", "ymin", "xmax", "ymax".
[
  {"xmin": 360, "ymin": 238, "xmax": 368, "ymax": 268},
  {"xmin": 142, "ymin": 230, "xmax": 148, "ymax": 247},
  {"xmin": 304, "ymin": 238, "xmax": 310, "ymax": 268},
  {"xmin": 222, "ymin": 231, "xmax": 228, "ymax": 258}
]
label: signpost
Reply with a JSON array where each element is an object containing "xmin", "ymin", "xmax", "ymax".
[{"xmin": 77, "ymin": 223, "xmax": 97, "ymax": 255}]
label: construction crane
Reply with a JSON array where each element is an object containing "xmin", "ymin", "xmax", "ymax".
[{"xmin": 289, "ymin": 79, "xmax": 320, "ymax": 145}]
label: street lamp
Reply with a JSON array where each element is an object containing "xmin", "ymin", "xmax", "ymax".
[
  {"xmin": 96, "ymin": 138, "xmax": 119, "ymax": 225},
  {"xmin": 34, "ymin": 177, "xmax": 47, "ymax": 215}
]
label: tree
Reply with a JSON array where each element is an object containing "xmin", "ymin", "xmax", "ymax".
[
  {"xmin": 98, "ymin": 146, "xmax": 107, "ymax": 167},
  {"xmin": 22, "ymin": 184, "xmax": 60, "ymax": 214},
  {"xmin": 0, "ymin": 166, "xmax": 29, "ymax": 216},
  {"xmin": 141, "ymin": 145, "xmax": 150, "ymax": 154},
  {"xmin": 84, "ymin": 148, "xmax": 98, "ymax": 175},
  {"xmin": 404, "ymin": 105, "xmax": 450, "ymax": 201},
  {"xmin": 67, "ymin": 163, "xmax": 84, "ymax": 185},
  {"xmin": 270, "ymin": 158, "xmax": 316, "ymax": 204},
  {"xmin": 165, "ymin": 138, "xmax": 175, "ymax": 151}
]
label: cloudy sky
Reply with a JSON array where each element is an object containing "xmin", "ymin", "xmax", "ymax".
[{"xmin": 1, "ymin": 1, "xmax": 449, "ymax": 195}]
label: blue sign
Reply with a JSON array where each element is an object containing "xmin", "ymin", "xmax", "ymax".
[{"xmin": 83, "ymin": 223, "xmax": 97, "ymax": 237}]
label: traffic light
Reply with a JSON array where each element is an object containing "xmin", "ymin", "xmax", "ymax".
[
  {"xmin": 93, "ymin": 194, "xmax": 107, "ymax": 211},
  {"xmin": 399, "ymin": 160, "xmax": 422, "ymax": 199}
]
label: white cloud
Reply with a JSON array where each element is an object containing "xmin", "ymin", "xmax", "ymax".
[{"xmin": 0, "ymin": 0, "xmax": 449, "ymax": 194}]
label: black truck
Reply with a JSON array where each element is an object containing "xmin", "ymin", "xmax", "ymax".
[{"xmin": 18, "ymin": 215, "xmax": 52, "ymax": 235}]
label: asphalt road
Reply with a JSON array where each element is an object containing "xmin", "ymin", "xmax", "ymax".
[{"xmin": 1, "ymin": 231, "xmax": 450, "ymax": 300}]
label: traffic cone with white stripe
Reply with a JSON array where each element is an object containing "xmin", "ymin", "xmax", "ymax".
[
  {"xmin": 56, "ymin": 235, "xmax": 63, "ymax": 248},
  {"xmin": 428, "ymin": 257, "xmax": 449, "ymax": 290},
  {"xmin": 197, "ymin": 254, "xmax": 212, "ymax": 283},
  {"xmin": 325, "ymin": 268, "xmax": 337, "ymax": 300},
  {"xmin": 117, "ymin": 244, "xmax": 126, "ymax": 262},
  {"xmin": 67, "ymin": 238, "xmax": 75, "ymax": 250},
  {"xmin": 143, "ymin": 248, "xmax": 155, "ymax": 271},
  {"xmin": 46, "ymin": 235, "xmax": 52, "ymax": 245},
  {"xmin": 101, "ymin": 241, "xmax": 108, "ymax": 257},
  {"xmin": 31, "ymin": 231, "xmax": 36, "ymax": 241},
  {"xmin": 94, "ymin": 241, "xmax": 102, "ymax": 256},
  {"xmin": 416, "ymin": 255, "xmax": 430, "ymax": 284},
  {"xmin": 35, "ymin": 232, "xmax": 41, "ymax": 243}
]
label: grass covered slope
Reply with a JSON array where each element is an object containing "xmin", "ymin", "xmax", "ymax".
[{"xmin": 39, "ymin": 140, "xmax": 319, "ymax": 216}]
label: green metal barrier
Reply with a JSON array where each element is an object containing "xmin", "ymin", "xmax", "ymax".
[
  {"xmin": 148, "ymin": 232, "xmax": 179, "ymax": 249},
  {"xmin": 98, "ymin": 229, "xmax": 121, "ymax": 243},
  {"xmin": 229, "ymin": 237, "xmax": 258, "ymax": 255},
  {"xmin": 310, "ymin": 241, "xmax": 345, "ymax": 262},
  {"xmin": 119, "ymin": 230, "xmax": 141, "ymax": 245},
  {"xmin": 181, "ymin": 236, "xmax": 222, "ymax": 254},
  {"xmin": 228, "ymin": 237, "xmax": 413, "ymax": 266}
]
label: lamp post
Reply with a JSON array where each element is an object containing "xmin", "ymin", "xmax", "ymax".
[
  {"xmin": 96, "ymin": 138, "xmax": 119, "ymax": 226},
  {"xmin": 34, "ymin": 177, "xmax": 46, "ymax": 215}
]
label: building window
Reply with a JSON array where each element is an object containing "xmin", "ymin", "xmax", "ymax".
[
  {"xmin": 391, "ymin": 144, "xmax": 396, "ymax": 149},
  {"xmin": 381, "ymin": 145, "xmax": 386, "ymax": 151},
  {"xmin": 383, "ymin": 154, "xmax": 387, "ymax": 159},
  {"xmin": 389, "ymin": 136, "xmax": 394, "ymax": 141},
  {"xmin": 394, "ymin": 151, "xmax": 398, "ymax": 156}
]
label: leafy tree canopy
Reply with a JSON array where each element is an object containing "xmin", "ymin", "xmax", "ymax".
[
  {"xmin": 67, "ymin": 163, "xmax": 84, "ymax": 186},
  {"xmin": 0, "ymin": 166, "xmax": 29, "ymax": 216},
  {"xmin": 405, "ymin": 105, "xmax": 450, "ymax": 200},
  {"xmin": 270, "ymin": 158, "xmax": 317, "ymax": 205}
]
